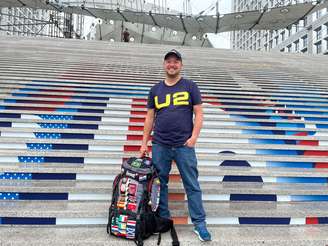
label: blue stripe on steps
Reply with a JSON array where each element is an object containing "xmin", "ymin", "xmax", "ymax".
[
  {"xmin": 32, "ymin": 173, "xmax": 76, "ymax": 180},
  {"xmin": 61, "ymin": 133, "xmax": 94, "ymax": 139},
  {"xmin": 26, "ymin": 143, "xmax": 88, "ymax": 150},
  {"xmin": 223, "ymin": 176, "xmax": 263, "ymax": 182},
  {"xmin": 78, "ymin": 109, "xmax": 104, "ymax": 113},
  {"xmin": 0, "ymin": 192, "xmax": 68, "ymax": 200},
  {"xmin": 230, "ymin": 194, "xmax": 277, "ymax": 201},
  {"xmin": 73, "ymin": 116, "xmax": 101, "ymax": 121},
  {"xmin": 318, "ymin": 218, "xmax": 328, "ymax": 224},
  {"xmin": 242, "ymin": 129, "xmax": 316, "ymax": 136},
  {"xmin": 0, "ymin": 172, "xmax": 76, "ymax": 180},
  {"xmin": 0, "ymin": 122, "xmax": 11, "ymax": 127},
  {"xmin": 19, "ymin": 193, "xmax": 68, "ymax": 200},
  {"xmin": 0, "ymin": 217, "xmax": 56, "ymax": 225},
  {"xmin": 44, "ymin": 157, "xmax": 84, "ymax": 163},
  {"xmin": 220, "ymin": 160, "xmax": 251, "ymax": 167},
  {"xmin": 34, "ymin": 133, "xmax": 62, "ymax": 139},
  {"xmin": 223, "ymin": 176, "xmax": 328, "ymax": 183},
  {"xmin": 267, "ymin": 162, "xmax": 315, "ymax": 168},
  {"xmin": 291, "ymin": 195, "xmax": 328, "ymax": 202},
  {"xmin": 316, "ymin": 124, "xmax": 328, "ymax": 129},
  {"xmin": 38, "ymin": 115, "xmax": 74, "ymax": 120},
  {"xmin": 256, "ymin": 149, "xmax": 303, "ymax": 155},
  {"xmin": 38, "ymin": 123, "xmax": 98, "ymax": 129},
  {"xmin": 18, "ymin": 156, "xmax": 84, "ymax": 163},
  {"xmin": 0, "ymin": 113, "xmax": 21, "ymax": 118},
  {"xmin": 0, "ymin": 173, "xmax": 32, "ymax": 180},
  {"xmin": 250, "ymin": 139, "xmax": 294, "ymax": 144},
  {"xmin": 305, "ymin": 117, "xmax": 328, "ymax": 122},
  {"xmin": 277, "ymin": 177, "xmax": 328, "ymax": 183},
  {"xmin": 239, "ymin": 217, "xmax": 291, "ymax": 225},
  {"xmin": 34, "ymin": 132, "xmax": 95, "ymax": 139},
  {"xmin": 219, "ymin": 160, "xmax": 315, "ymax": 168}
]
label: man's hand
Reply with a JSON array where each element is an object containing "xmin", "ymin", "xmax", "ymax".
[
  {"xmin": 184, "ymin": 136, "xmax": 197, "ymax": 148},
  {"xmin": 139, "ymin": 144, "xmax": 148, "ymax": 158}
]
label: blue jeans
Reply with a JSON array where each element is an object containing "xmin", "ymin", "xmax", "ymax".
[{"xmin": 152, "ymin": 143, "xmax": 206, "ymax": 227}]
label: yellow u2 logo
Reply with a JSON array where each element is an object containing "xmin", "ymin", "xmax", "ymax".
[{"xmin": 155, "ymin": 91, "xmax": 189, "ymax": 109}]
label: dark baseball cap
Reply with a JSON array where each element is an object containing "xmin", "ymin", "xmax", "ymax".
[{"xmin": 164, "ymin": 49, "xmax": 182, "ymax": 61}]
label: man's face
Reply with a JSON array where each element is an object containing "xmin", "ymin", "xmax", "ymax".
[{"xmin": 163, "ymin": 55, "xmax": 182, "ymax": 77}]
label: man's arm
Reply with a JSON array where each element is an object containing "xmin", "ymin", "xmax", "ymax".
[
  {"xmin": 184, "ymin": 104, "xmax": 203, "ymax": 147},
  {"xmin": 139, "ymin": 108, "xmax": 155, "ymax": 157}
]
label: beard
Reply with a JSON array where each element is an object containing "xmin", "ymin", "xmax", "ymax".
[{"xmin": 165, "ymin": 70, "xmax": 180, "ymax": 78}]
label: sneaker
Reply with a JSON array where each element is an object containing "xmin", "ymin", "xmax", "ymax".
[{"xmin": 193, "ymin": 226, "xmax": 212, "ymax": 242}]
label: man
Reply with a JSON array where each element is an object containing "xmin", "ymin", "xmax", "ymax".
[
  {"xmin": 139, "ymin": 49, "xmax": 211, "ymax": 242},
  {"xmin": 122, "ymin": 28, "xmax": 130, "ymax": 42}
]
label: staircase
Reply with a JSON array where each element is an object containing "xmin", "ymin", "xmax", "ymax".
[{"xmin": 1, "ymin": 36, "xmax": 328, "ymax": 245}]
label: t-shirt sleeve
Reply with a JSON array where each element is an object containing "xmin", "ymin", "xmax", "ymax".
[
  {"xmin": 190, "ymin": 81, "xmax": 202, "ymax": 105},
  {"xmin": 147, "ymin": 87, "xmax": 155, "ymax": 109}
]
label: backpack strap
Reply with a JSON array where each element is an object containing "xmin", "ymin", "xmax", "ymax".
[
  {"xmin": 107, "ymin": 174, "xmax": 121, "ymax": 234},
  {"xmin": 170, "ymin": 225, "xmax": 180, "ymax": 246},
  {"xmin": 155, "ymin": 217, "xmax": 180, "ymax": 246},
  {"xmin": 157, "ymin": 233, "xmax": 161, "ymax": 245},
  {"xmin": 156, "ymin": 223, "xmax": 180, "ymax": 246}
]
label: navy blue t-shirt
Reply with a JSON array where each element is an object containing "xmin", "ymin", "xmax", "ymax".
[{"xmin": 147, "ymin": 78, "xmax": 202, "ymax": 147}]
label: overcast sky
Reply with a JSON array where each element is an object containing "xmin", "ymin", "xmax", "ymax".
[{"xmin": 163, "ymin": 0, "xmax": 232, "ymax": 49}]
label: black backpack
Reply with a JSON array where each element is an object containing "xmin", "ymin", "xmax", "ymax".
[{"xmin": 107, "ymin": 157, "xmax": 180, "ymax": 246}]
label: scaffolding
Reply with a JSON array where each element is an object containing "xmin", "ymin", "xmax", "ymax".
[{"xmin": 0, "ymin": 5, "xmax": 84, "ymax": 38}]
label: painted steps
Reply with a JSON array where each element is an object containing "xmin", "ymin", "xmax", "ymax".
[{"xmin": 1, "ymin": 35, "xmax": 328, "ymax": 236}]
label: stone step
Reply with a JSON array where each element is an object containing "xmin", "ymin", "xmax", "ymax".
[
  {"xmin": 1, "ymin": 127, "xmax": 328, "ymax": 142},
  {"xmin": 0, "ymin": 110, "xmax": 312, "ymax": 124},
  {"xmin": 1, "ymin": 180, "xmax": 328, "ymax": 195},
  {"xmin": 0, "ymin": 66, "xmax": 322, "ymax": 82},
  {"xmin": 2, "ymin": 113, "xmax": 328, "ymax": 127},
  {"xmin": 4, "ymin": 94, "xmax": 328, "ymax": 112},
  {"xmin": 2, "ymin": 162, "xmax": 328, "ymax": 177},
  {"xmin": 4, "ymin": 97, "xmax": 328, "ymax": 115},
  {"xmin": 2, "ymin": 200, "xmax": 328, "ymax": 218},
  {"xmin": 3, "ymin": 94, "xmax": 328, "ymax": 113},
  {"xmin": 0, "ymin": 79, "xmax": 326, "ymax": 98},
  {"xmin": 4, "ymin": 87, "xmax": 328, "ymax": 105},
  {"xmin": 2, "ymin": 78, "xmax": 328, "ymax": 99},
  {"xmin": 1, "ymin": 150, "xmax": 328, "ymax": 164},
  {"xmin": 5, "ymin": 78, "xmax": 327, "ymax": 92},
  {"xmin": 1, "ymin": 138, "xmax": 328, "ymax": 151},
  {"xmin": 3, "ymin": 85, "xmax": 328, "ymax": 104},
  {"xmin": 2, "ymin": 83, "xmax": 328, "ymax": 100},
  {"xmin": 2, "ymin": 126, "xmax": 328, "ymax": 140},
  {"xmin": 1, "ymin": 78, "xmax": 325, "ymax": 91},
  {"xmin": 1, "ymin": 225, "xmax": 328, "ymax": 246},
  {"xmin": 2, "ymin": 117, "xmax": 328, "ymax": 133},
  {"xmin": 0, "ymin": 126, "xmax": 323, "ymax": 139}
]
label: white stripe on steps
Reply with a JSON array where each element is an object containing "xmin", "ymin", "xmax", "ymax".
[
  {"xmin": 290, "ymin": 218, "xmax": 305, "ymax": 225},
  {"xmin": 94, "ymin": 134, "xmax": 127, "ymax": 141},
  {"xmin": 84, "ymin": 158, "xmax": 122, "ymax": 164},
  {"xmin": 68, "ymin": 193, "xmax": 109, "ymax": 200},
  {"xmin": 56, "ymin": 218, "xmax": 107, "ymax": 225},
  {"xmin": 76, "ymin": 174, "xmax": 116, "ymax": 181},
  {"xmin": 1, "ymin": 131, "xmax": 35, "ymax": 138}
]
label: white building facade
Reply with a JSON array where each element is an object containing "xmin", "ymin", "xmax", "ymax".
[{"xmin": 231, "ymin": 0, "xmax": 328, "ymax": 55}]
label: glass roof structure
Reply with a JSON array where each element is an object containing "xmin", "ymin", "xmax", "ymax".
[{"xmin": 1, "ymin": 0, "xmax": 327, "ymax": 34}]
